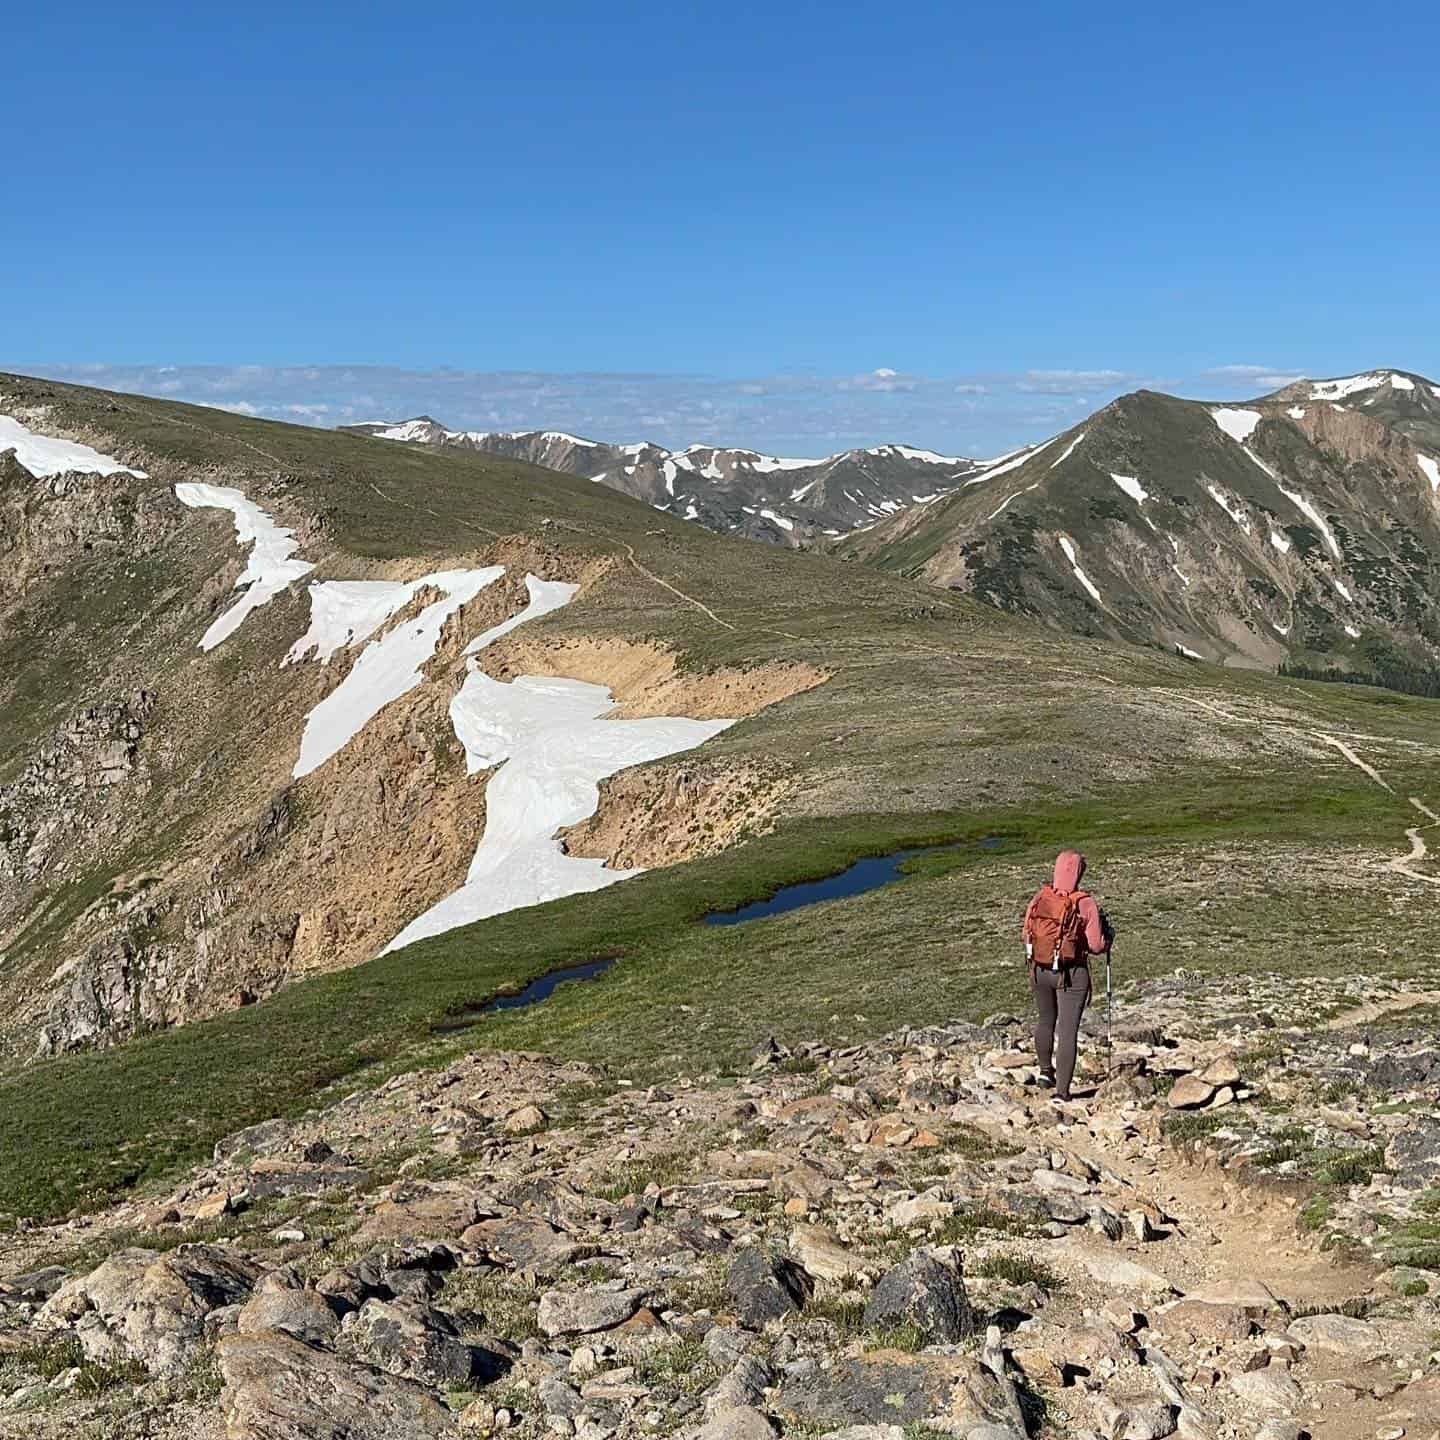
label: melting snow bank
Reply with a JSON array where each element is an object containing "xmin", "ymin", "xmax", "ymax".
[
  {"xmin": 293, "ymin": 568, "xmax": 505, "ymax": 777},
  {"xmin": 1058, "ymin": 536, "xmax": 1103, "ymax": 604},
  {"xmin": 1211, "ymin": 407, "xmax": 1262, "ymax": 444},
  {"xmin": 464, "ymin": 575, "xmax": 578, "ymax": 655},
  {"xmin": 383, "ymin": 672, "xmax": 733, "ymax": 952},
  {"xmin": 174, "ymin": 483, "xmax": 315, "ymax": 649},
  {"xmin": 1, "ymin": 414, "xmax": 147, "ymax": 478}
]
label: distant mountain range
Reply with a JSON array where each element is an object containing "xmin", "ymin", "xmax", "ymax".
[
  {"xmin": 342, "ymin": 370, "xmax": 1440, "ymax": 680},
  {"xmin": 842, "ymin": 369, "xmax": 1440, "ymax": 676},
  {"xmin": 339, "ymin": 418, "xmax": 989, "ymax": 545}
]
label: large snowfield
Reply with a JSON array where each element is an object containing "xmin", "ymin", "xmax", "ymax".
[
  {"xmin": 383, "ymin": 671, "xmax": 732, "ymax": 952},
  {"xmin": 168, "ymin": 479, "xmax": 736, "ymax": 949}
]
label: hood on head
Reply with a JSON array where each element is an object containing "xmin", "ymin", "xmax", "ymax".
[{"xmin": 1053, "ymin": 850, "xmax": 1086, "ymax": 893}]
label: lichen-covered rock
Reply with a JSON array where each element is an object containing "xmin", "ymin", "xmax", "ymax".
[
  {"xmin": 352, "ymin": 1297, "xmax": 508, "ymax": 1387},
  {"xmin": 218, "ymin": 1327, "xmax": 458, "ymax": 1438},
  {"xmin": 536, "ymin": 1286, "xmax": 643, "ymax": 1337},
  {"xmin": 863, "ymin": 1252, "xmax": 971, "ymax": 1343},
  {"xmin": 725, "ymin": 1249, "xmax": 813, "ymax": 1327}
]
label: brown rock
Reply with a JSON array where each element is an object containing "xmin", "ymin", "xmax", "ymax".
[
  {"xmin": 193, "ymin": 1189, "xmax": 236, "ymax": 1222},
  {"xmin": 355, "ymin": 1183, "xmax": 489, "ymax": 1244},
  {"xmin": 789, "ymin": 1224, "xmax": 874, "ymax": 1284},
  {"xmin": 1010, "ymin": 1345, "xmax": 1065, "ymax": 1388},
  {"xmin": 1153, "ymin": 1300, "xmax": 1255, "ymax": 1344},
  {"xmin": 1167, "ymin": 1075, "xmax": 1218, "ymax": 1110},
  {"xmin": 504, "ymin": 1105, "xmax": 547, "ymax": 1135},
  {"xmin": 1198, "ymin": 1056, "xmax": 1242, "ymax": 1088}
]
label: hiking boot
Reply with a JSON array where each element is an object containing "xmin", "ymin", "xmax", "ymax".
[{"xmin": 1037, "ymin": 1069, "xmax": 1056, "ymax": 1089}]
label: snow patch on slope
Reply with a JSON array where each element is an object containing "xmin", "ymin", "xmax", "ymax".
[
  {"xmin": 1417, "ymin": 453, "xmax": 1440, "ymax": 492},
  {"xmin": 0, "ymin": 414, "xmax": 147, "ymax": 479},
  {"xmin": 964, "ymin": 436, "xmax": 1057, "ymax": 486},
  {"xmin": 174, "ymin": 483, "xmax": 315, "ymax": 650},
  {"xmin": 287, "ymin": 580, "xmax": 423, "ymax": 666},
  {"xmin": 464, "ymin": 574, "xmax": 578, "ymax": 655},
  {"xmin": 1276, "ymin": 482, "xmax": 1342, "ymax": 560},
  {"xmin": 1058, "ymin": 536, "xmax": 1103, "ymax": 604},
  {"xmin": 1050, "ymin": 432, "xmax": 1086, "ymax": 468},
  {"xmin": 1307, "ymin": 372, "xmax": 1412, "ymax": 400},
  {"xmin": 986, "ymin": 483, "xmax": 1039, "ymax": 521},
  {"xmin": 1110, "ymin": 473, "xmax": 1149, "ymax": 505},
  {"xmin": 880, "ymin": 444, "xmax": 966, "ymax": 464},
  {"xmin": 382, "ymin": 669, "xmax": 733, "ymax": 952},
  {"xmin": 1211, "ymin": 408, "xmax": 1263, "ymax": 444},
  {"xmin": 293, "ymin": 567, "xmax": 505, "ymax": 777},
  {"xmin": 1206, "ymin": 484, "xmax": 1252, "ymax": 535},
  {"xmin": 747, "ymin": 452, "xmax": 820, "ymax": 474}
]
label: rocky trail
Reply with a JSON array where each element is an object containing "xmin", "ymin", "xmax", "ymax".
[{"xmin": 1, "ymin": 969, "xmax": 1437, "ymax": 1440}]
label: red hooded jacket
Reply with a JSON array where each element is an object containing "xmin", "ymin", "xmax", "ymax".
[{"xmin": 1022, "ymin": 850, "xmax": 1108, "ymax": 957}]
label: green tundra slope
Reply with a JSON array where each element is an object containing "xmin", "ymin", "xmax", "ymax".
[{"xmin": 2, "ymin": 371, "xmax": 1439, "ymax": 1219}]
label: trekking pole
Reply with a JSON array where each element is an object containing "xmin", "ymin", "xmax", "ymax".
[{"xmin": 1105, "ymin": 947, "xmax": 1114, "ymax": 1080}]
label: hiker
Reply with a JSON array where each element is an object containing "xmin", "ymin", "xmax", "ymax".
[{"xmin": 1022, "ymin": 850, "xmax": 1111, "ymax": 1102}]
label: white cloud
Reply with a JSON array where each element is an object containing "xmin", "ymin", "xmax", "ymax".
[
  {"xmin": 1202, "ymin": 363, "xmax": 1307, "ymax": 390},
  {"xmin": 8, "ymin": 359, "xmax": 1328, "ymax": 461},
  {"xmin": 1015, "ymin": 368, "xmax": 1131, "ymax": 394}
]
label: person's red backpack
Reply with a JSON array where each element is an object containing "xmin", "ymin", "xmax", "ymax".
[{"xmin": 1026, "ymin": 884, "xmax": 1090, "ymax": 968}]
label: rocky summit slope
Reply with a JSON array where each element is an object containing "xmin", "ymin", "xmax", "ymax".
[
  {"xmin": 840, "ymin": 370, "xmax": 1440, "ymax": 679},
  {"xmin": 1, "ymin": 968, "xmax": 1437, "ymax": 1439},
  {"xmin": 339, "ymin": 420, "xmax": 987, "ymax": 548}
]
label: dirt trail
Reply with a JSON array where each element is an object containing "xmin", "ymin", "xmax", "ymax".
[{"xmin": 1166, "ymin": 689, "xmax": 1439, "ymax": 885}]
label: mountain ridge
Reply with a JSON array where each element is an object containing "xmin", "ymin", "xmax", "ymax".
[
  {"xmin": 339, "ymin": 417, "xmax": 988, "ymax": 545},
  {"xmin": 839, "ymin": 369, "xmax": 1440, "ymax": 679}
]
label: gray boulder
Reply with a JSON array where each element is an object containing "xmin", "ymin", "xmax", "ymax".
[
  {"xmin": 218, "ymin": 1327, "xmax": 457, "ymax": 1438},
  {"xmin": 1229, "ymin": 1366, "xmax": 1301, "ymax": 1413},
  {"xmin": 353, "ymin": 1298, "xmax": 508, "ymax": 1387},
  {"xmin": 1285, "ymin": 1312, "xmax": 1387, "ymax": 1361},
  {"xmin": 1385, "ymin": 1117, "xmax": 1440, "ymax": 1189},
  {"xmin": 777, "ymin": 1352, "xmax": 959, "ymax": 1424},
  {"xmin": 121, "ymin": 1244, "xmax": 265, "ymax": 1375},
  {"xmin": 537, "ymin": 1286, "xmax": 643, "ymax": 1337},
  {"xmin": 863, "ymin": 1252, "xmax": 972, "ymax": 1343},
  {"xmin": 708, "ymin": 1354, "xmax": 771, "ymax": 1411},
  {"xmin": 38, "ymin": 1247, "xmax": 158, "ymax": 1326},
  {"xmin": 238, "ymin": 1285, "xmax": 342, "ymax": 1346},
  {"xmin": 540, "ymin": 1376, "xmax": 586, "ymax": 1418},
  {"xmin": 725, "ymin": 1250, "xmax": 813, "ymax": 1327},
  {"xmin": 693, "ymin": 1407, "xmax": 776, "ymax": 1440}
]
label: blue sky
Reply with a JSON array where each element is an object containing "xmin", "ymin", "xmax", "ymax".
[{"xmin": 10, "ymin": 1, "xmax": 1439, "ymax": 455}]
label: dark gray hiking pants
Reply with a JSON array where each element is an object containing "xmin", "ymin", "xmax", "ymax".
[{"xmin": 1033, "ymin": 964, "xmax": 1091, "ymax": 1098}]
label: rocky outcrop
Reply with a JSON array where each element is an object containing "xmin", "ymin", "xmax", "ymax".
[{"xmin": 0, "ymin": 690, "xmax": 156, "ymax": 886}]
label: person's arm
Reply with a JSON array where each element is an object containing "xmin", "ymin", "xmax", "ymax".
[{"xmin": 1079, "ymin": 895, "xmax": 1108, "ymax": 953}]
